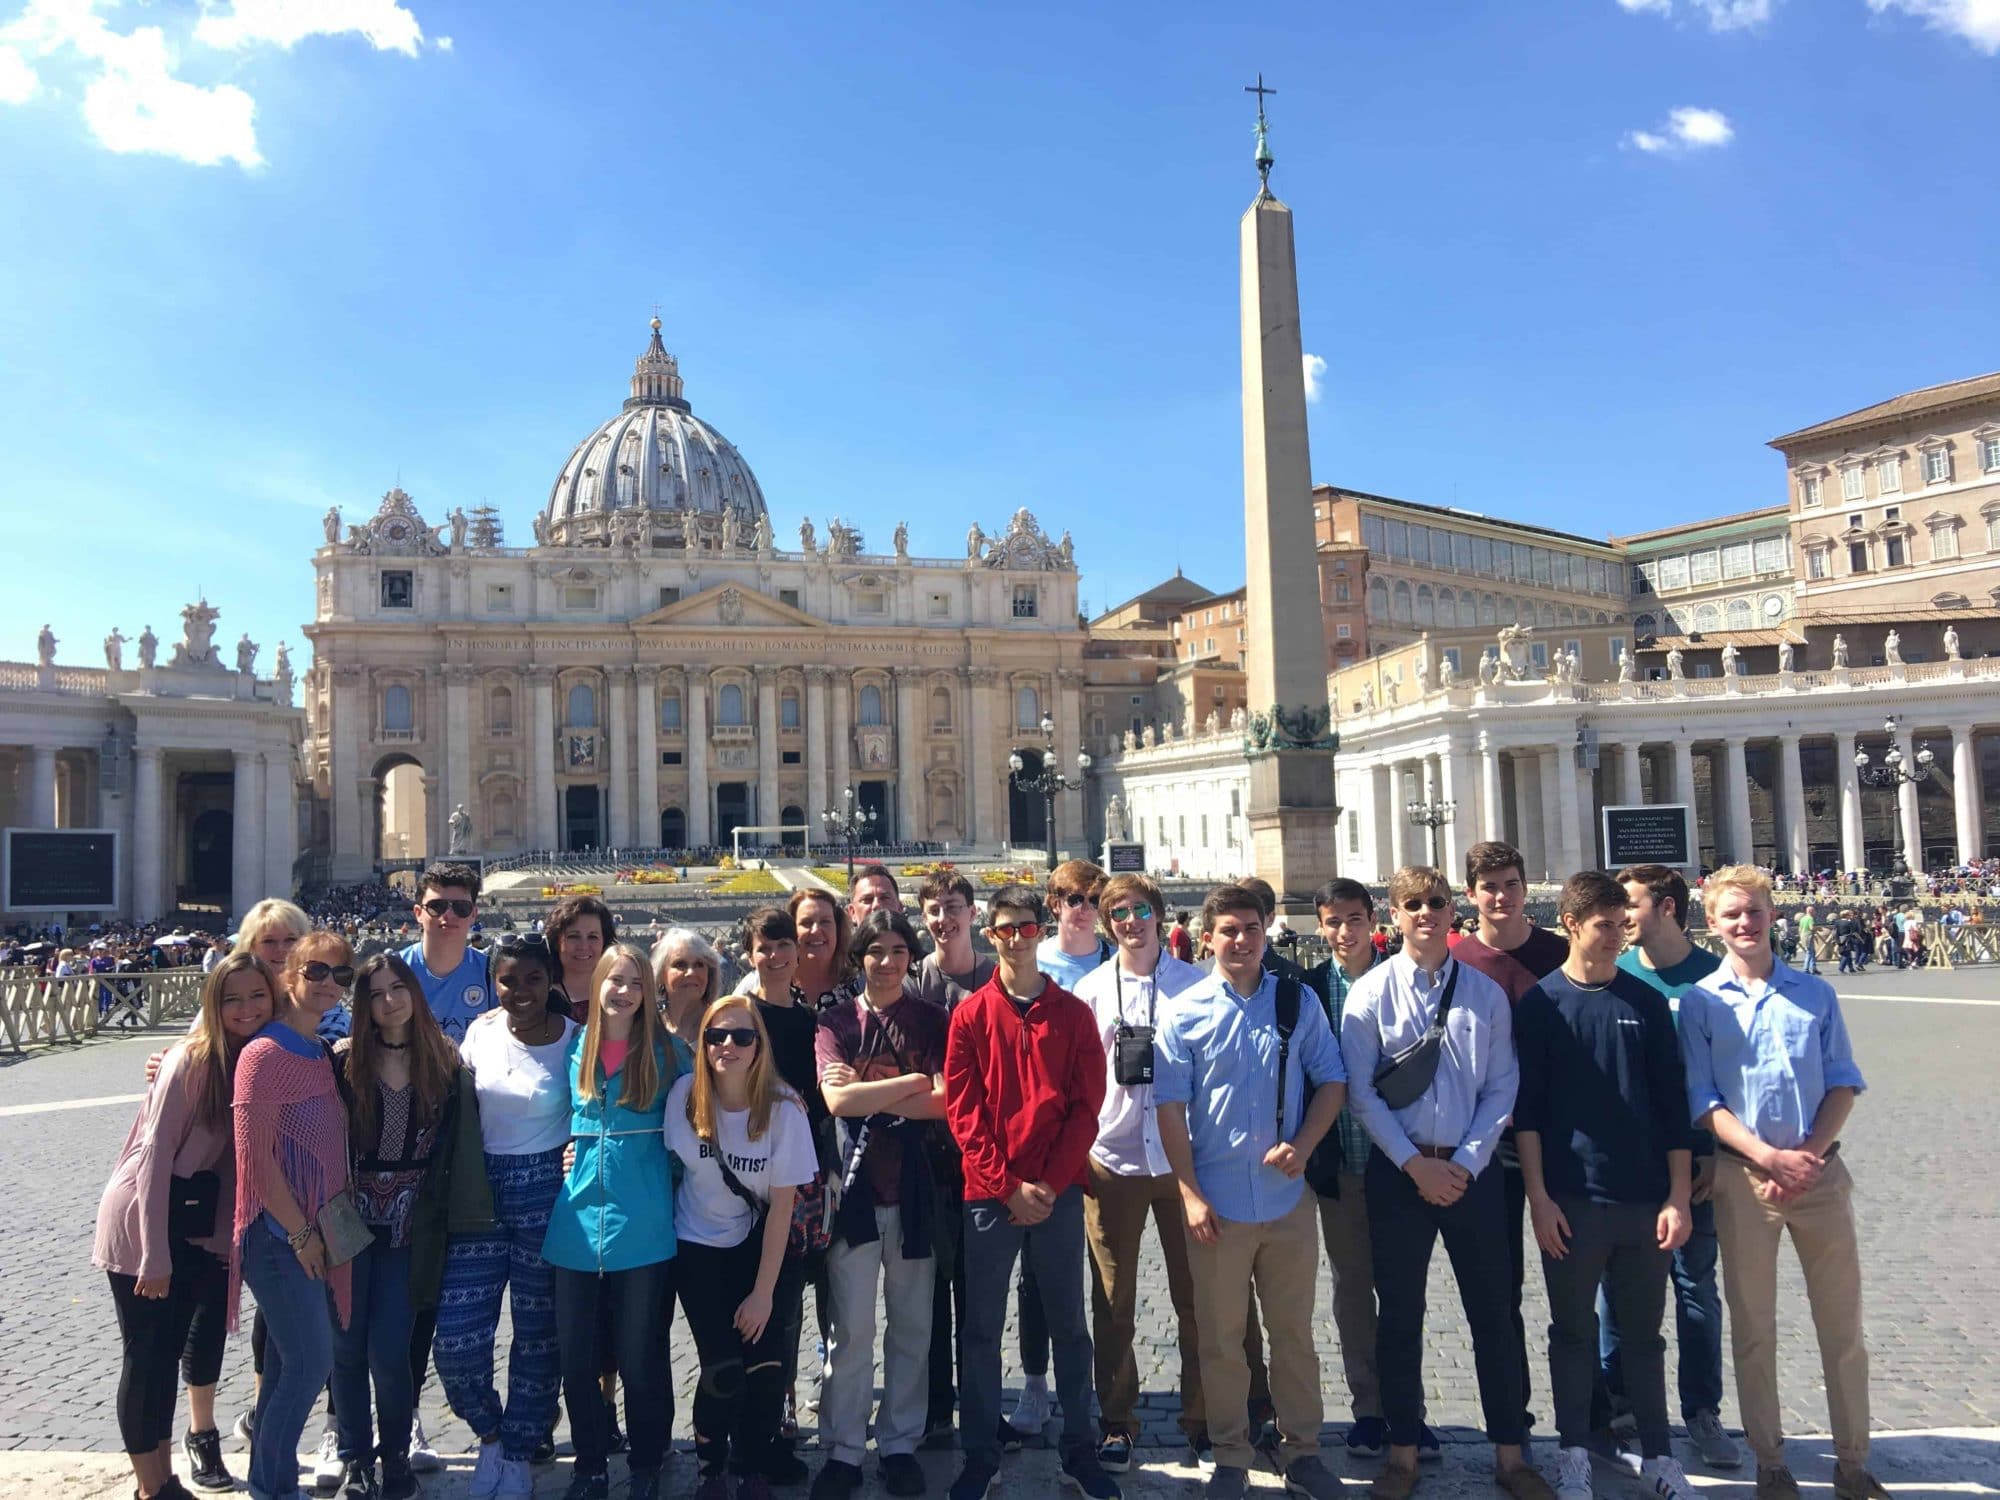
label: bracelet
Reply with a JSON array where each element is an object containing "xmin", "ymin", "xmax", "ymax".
[{"xmin": 287, "ymin": 1222, "xmax": 315, "ymax": 1252}]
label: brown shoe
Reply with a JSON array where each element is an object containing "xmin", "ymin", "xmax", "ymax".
[
  {"xmin": 1495, "ymin": 1465, "xmax": 1556, "ymax": 1500},
  {"xmin": 1371, "ymin": 1463, "xmax": 1421, "ymax": 1500},
  {"xmin": 1834, "ymin": 1468, "xmax": 1890, "ymax": 1500},
  {"xmin": 1757, "ymin": 1467, "xmax": 1803, "ymax": 1500}
]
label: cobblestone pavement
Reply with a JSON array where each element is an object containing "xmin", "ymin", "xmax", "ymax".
[{"xmin": 4, "ymin": 968, "xmax": 1995, "ymax": 1483}]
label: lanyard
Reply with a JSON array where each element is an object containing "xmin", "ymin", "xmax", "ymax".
[{"xmin": 1114, "ymin": 964, "xmax": 1155, "ymax": 1033}]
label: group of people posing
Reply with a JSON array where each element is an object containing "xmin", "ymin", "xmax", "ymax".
[{"xmin": 93, "ymin": 842, "xmax": 1883, "ymax": 1500}]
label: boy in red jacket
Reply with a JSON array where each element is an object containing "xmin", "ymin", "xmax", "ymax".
[{"xmin": 943, "ymin": 884, "xmax": 1116, "ymax": 1500}]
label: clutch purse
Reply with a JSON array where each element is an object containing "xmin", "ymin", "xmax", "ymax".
[{"xmin": 315, "ymin": 1188, "xmax": 375, "ymax": 1267}]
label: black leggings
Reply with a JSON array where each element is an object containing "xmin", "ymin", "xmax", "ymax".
[
  {"xmin": 675, "ymin": 1237, "xmax": 801, "ymax": 1478},
  {"xmin": 555, "ymin": 1262, "xmax": 674, "ymax": 1473},
  {"xmin": 109, "ymin": 1242, "xmax": 227, "ymax": 1454}
]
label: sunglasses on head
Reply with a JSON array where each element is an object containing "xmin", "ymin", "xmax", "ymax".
[
  {"xmin": 703, "ymin": 1026, "xmax": 758, "ymax": 1049},
  {"xmin": 988, "ymin": 920, "xmax": 1042, "ymax": 941},
  {"xmin": 1107, "ymin": 902, "xmax": 1155, "ymax": 922},
  {"xmin": 495, "ymin": 933, "xmax": 549, "ymax": 955},
  {"xmin": 1400, "ymin": 895, "xmax": 1451, "ymax": 913},
  {"xmin": 300, "ymin": 961, "xmax": 355, "ymax": 985},
  {"xmin": 421, "ymin": 898, "xmax": 476, "ymax": 918},
  {"xmin": 1057, "ymin": 892, "xmax": 1097, "ymax": 909}
]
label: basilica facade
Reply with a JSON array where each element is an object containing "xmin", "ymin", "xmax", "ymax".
[{"xmin": 305, "ymin": 322, "xmax": 1086, "ymax": 881}]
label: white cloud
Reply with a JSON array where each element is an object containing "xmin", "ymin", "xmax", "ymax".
[
  {"xmin": 1866, "ymin": 0, "xmax": 2000, "ymax": 52},
  {"xmin": 1624, "ymin": 105, "xmax": 1735, "ymax": 153},
  {"xmin": 1302, "ymin": 353, "xmax": 1327, "ymax": 404},
  {"xmin": 1616, "ymin": 0, "xmax": 1674, "ymax": 13},
  {"xmin": 194, "ymin": 0, "xmax": 426, "ymax": 56},
  {"xmin": 433, "ymin": 32, "xmax": 450, "ymax": 51},
  {"xmin": 1616, "ymin": 0, "xmax": 1777, "ymax": 29},
  {"xmin": 0, "ymin": 42, "xmax": 35, "ymax": 100}
]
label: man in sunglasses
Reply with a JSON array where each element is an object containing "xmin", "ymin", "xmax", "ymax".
[
  {"xmin": 1340, "ymin": 868, "xmax": 1547, "ymax": 1500},
  {"xmin": 398, "ymin": 862, "xmax": 491, "ymax": 1043}
]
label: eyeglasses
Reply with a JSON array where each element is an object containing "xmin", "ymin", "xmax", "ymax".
[
  {"xmin": 1400, "ymin": 896, "xmax": 1452, "ymax": 913},
  {"xmin": 988, "ymin": 921, "xmax": 1043, "ymax": 941},
  {"xmin": 421, "ymin": 898, "xmax": 476, "ymax": 918},
  {"xmin": 703, "ymin": 1026, "xmax": 759, "ymax": 1049},
  {"xmin": 1106, "ymin": 903, "xmax": 1155, "ymax": 922},
  {"xmin": 495, "ymin": 933, "xmax": 549, "ymax": 954},
  {"xmin": 300, "ymin": 962, "xmax": 355, "ymax": 985},
  {"xmin": 1058, "ymin": 892, "xmax": 1097, "ymax": 909}
]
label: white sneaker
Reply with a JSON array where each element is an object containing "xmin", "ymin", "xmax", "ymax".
[
  {"xmin": 496, "ymin": 1457, "xmax": 532, "ymax": 1498},
  {"xmin": 1555, "ymin": 1445, "xmax": 1594, "ymax": 1500},
  {"xmin": 1642, "ymin": 1454, "xmax": 1695, "ymax": 1500},
  {"xmin": 231, "ymin": 1411, "xmax": 255, "ymax": 1446},
  {"xmin": 1007, "ymin": 1374, "xmax": 1052, "ymax": 1435},
  {"xmin": 468, "ymin": 1440, "xmax": 504, "ymax": 1500},
  {"xmin": 407, "ymin": 1415, "xmax": 441, "ymax": 1474},
  {"xmin": 1686, "ymin": 1410, "xmax": 1744, "ymax": 1470},
  {"xmin": 312, "ymin": 1426, "xmax": 345, "ymax": 1489}
]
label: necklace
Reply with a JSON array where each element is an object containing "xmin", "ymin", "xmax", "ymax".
[
  {"xmin": 1566, "ymin": 970, "xmax": 1615, "ymax": 992},
  {"xmin": 374, "ymin": 1033, "xmax": 409, "ymax": 1051},
  {"xmin": 507, "ymin": 1012, "xmax": 559, "ymax": 1047}
]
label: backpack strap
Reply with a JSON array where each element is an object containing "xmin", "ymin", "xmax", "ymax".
[{"xmin": 1275, "ymin": 977, "xmax": 1301, "ymax": 1137}]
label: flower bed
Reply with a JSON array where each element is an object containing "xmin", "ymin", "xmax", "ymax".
[
  {"xmin": 976, "ymin": 867, "xmax": 1040, "ymax": 888},
  {"xmin": 539, "ymin": 882, "xmax": 603, "ymax": 898},
  {"xmin": 616, "ymin": 868, "xmax": 682, "ymax": 886}
]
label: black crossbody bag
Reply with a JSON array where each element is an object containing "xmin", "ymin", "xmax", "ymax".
[
  {"xmin": 1371, "ymin": 962, "xmax": 1460, "ymax": 1111},
  {"xmin": 168, "ymin": 1171, "xmax": 221, "ymax": 1242}
]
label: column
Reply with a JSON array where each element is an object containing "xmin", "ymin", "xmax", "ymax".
[
  {"xmin": 230, "ymin": 749, "xmax": 264, "ymax": 921},
  {"xmin": 1478, "ymin": 738, "xmax": 1505, "ymax": 842},
  {"xmin": 1367, "ymin": 763, "xmax": 1395, "ymax": 882},
  {"xmin": 1056, "ymin": 669, "xmax": 1084, "ymax": 849},
  {"xmin": 263, "ymin": 747, "xmax": 296, "ymax": 899},
  {"xmin": 686, "ymin": 668, "xmax": 711, "ymax": 847},
  {"xmin": 528, "ymin": 667, "xmax": 558, "ymax": 849},
  {"xmin": 1834, "ymin": 730, "xmax": 1864, "ymax": 873},
  {"xmin": 1386, "ymin": 762, "xmax": 1410, "ymax": 872},
  {"xmin": 1512, "ymin": 751, "xmax": 1546, "ymax": 879},
  {"xmin": 1542, "ymin": 746, "xmax": 1581, "ymax": 881},
  {"xmin": 635, "ymin": 668, "xmax": 660, "ymax": 848},
  {"xmin": 966, "ymin": 669, "xmax": 997, "ymax": 848},
  {"xmin": 330, "ymin": 667, "xmax": 365, "ymax": 872},
  {"xmin": 132, "ymin": 745, "xmax": 163, "ymax": 922},
  {"xmin": 27, "ymin": 745, "xmax": 58, "ymax": 828},
  {"xmin": 443, "ymin": 666, "xmax": 473, "ymax": 848},
  {"xmin": 830, "ymin": 671, "xmax": 852, "ymax": 810},
  {"xmin": 805, "ymin": 668, "xmax": 830, "ymax": 835},
  {"xmin": 1893, "ymin": 724, "xmax": 1924, "ymax": 874},
  {"xmin": 893, "ymin": 667, "xmax": 921, "ymax": 844},
  {"xmin": 1671, "ymin": 740, "xmax": 1697, "ymax": 816},
  {"xmin": 1723, "ymin": 737, "xmax": 1754, "ymax": 866},
  {"xmin": 1618, "ymin": 741, "xmax": 1644, "ymax": 807},
  {"xmin": 605, "ymin": 665, "xmax": 633, "ymax": 847},
  {"xmin": 1442, "ymin": 743, "xmax": 1474, "ymax": 879},
  {"xmin": 756, "ymin": 666, "xmax": 781, "ymax": 828},
  {"xmin": 1952, "ymin": 724, "xmax": 1982, "ymax": 866},
  {"xmin": 1779, "ymin": 735, "xmax": 1810, "ymax": 875},
  {"xmin": 1575, "ymin": 761, "xmax": 1598, "ymax": 868}
]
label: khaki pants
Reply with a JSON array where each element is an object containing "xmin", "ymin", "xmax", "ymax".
[
  {"xmin": 1186, "ymin": 1191, "xmax": 1323, "ymax": 1470},
  {"xmin": 1712, "ymin": 1153, "xmax": 1870, "ymax": 1470},
  {"xmin": 1316, "ymin": 1174, "xmax": 1383, "ymax": 1422},
  {"xmin": 1084, "ymin": 1159, "xmax": 1206, "ymax": 1438}
]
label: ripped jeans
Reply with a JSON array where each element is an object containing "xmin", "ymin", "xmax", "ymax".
[{"xmin": 674, "ymin": 1235, "xmax": 802, "ymax": 1479}]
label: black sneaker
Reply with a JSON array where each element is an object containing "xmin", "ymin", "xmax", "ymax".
[
  {"xmin": 606, "ymin": 1408, "xmax": 628, "ymax": 1455},
  {"xmin": 921, "ymin": 1414, "xmax": 957, "ymax": 1451},
  {"xmin": 881, "ymin": 1453, "xmax": 926, "ymax": 1497},
  {"xmin": 947, "ymin": 1460, "xmax": 999, "ymax": 1500},
  {"xmin": 1095, "ymin": 1435, "xmax": 1132, "ymax": 1474},
  {"xmin": 336, "ymin": 1460, "xmax": 378, "ymax": 1500},
  {"xmin": 561, "ymin": 1469, "xmax": 609, "ymax": 1500},
  {"xmin": 756, "ymin": 1445, "xmax": 810, "ymax": 1486},
  {"xmin": 810, "ymin": 1459, "xmax": 863, "ymax": 1500},
  {"xmin": 627, "ymin": 1469, "xmax": 662, "ymax": 1500},
  {"xmin": 183, "ymin": 1428, "xmax": 234, "ymax": 1491},
  {"xmin": 378, "ymin": 1456, "xmax": 416, "ymax": 1500},
  {"xmin": 1059, "ymin": 1450, "xmax": 1121, "ymax": 1500},
  {"xmin": 995, "ymin": 1420, "xmax": 1024, "ymax": 1455},
  {"xmin": 532, "ymin": 1430, "xmax": 559, "ymax": 1465}
]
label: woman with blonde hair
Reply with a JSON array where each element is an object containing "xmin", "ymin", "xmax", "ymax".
[
  {"xmin": 652, "ymin": 927, "xmax": 720, "ymax": 1051},
  {"xmin": 665, "ymin": 995, "xmax": 819, "ymax": 1497},
  {"xmin": 232, "ymin": 899, "xmax": 312, "ymax": 971},
  {"xmin": 96, "ymin": 954, "xmax": 277, "ymax": 1500}
]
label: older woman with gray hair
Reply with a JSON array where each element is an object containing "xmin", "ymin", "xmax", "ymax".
[{"xmin": 651, "ymin": 927, "xmax": 720, "ymax": 1053}]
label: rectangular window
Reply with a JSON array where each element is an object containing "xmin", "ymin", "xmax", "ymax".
[
  {"xmin": 1849, "ymin": 542, "xmax": 1870, "ymax": 574},
  {"xmin": 1529, "ymin": 641, "xmax": 1548, "ymax": 668},
  {"xmin": 1337, "ymin": 623, "xmax": 1352, "ymax": 638},
  {"xmin": 1988, "ymin": 515, "xmax": 2000, "ymax": 551},
  {"xmin": 485, "ymin": 583, "xmax": 513, "ymax": 612},
  {"xmin": 1563, "ymin": 638, "xmax": 1582, "ymax": 665},
  {"xmin": 563, "ymin": 585, "xmax": 599, "ymax": 610},
  {"xmin": 1012, "ymin": 585, "xmax": 1038, "ymax": 618},
  {"xmin": 781, "ymin": 750, "xmax": 802, "ymax": 765},
  {"xmin": 781, "ymin": 696, "xmax": 801, "ymax": 728},
  {"xmin": 1841, "ymin": 466, "xmax": 1865, "ymax": 501},
  {"xmin": 1385, "ymin": 520, "xmax": 1408, "ymax": 560},
  {"xmin": 1806, "ymin": 548, "xmax": 1829, "ymax": 580},
  {"xmin": 1348, "ymin": 812, "xmax": 1360, "ymax": 855},
  {"xmin": 1363, "ymin": 514, "xmax": 1386, "ymax": 554},
  {"xmin": 1878, "ymin": 455, "xmax": 1902, "ymax": 493},
  {"xmin": 1473, "ymin": 536, "xmax": 1494, "ymax": 575},
  {"xmin": 380, "ymin": 570, "xmax": 413, "ymax": 609},
  {"xmin": 661, "ymin": 750, "xmax": 682, "ymax": 765},
  {"xmin": 1802, "ymin": 473, "xmax": 1822, "ymax": 507},
  {"xmin": 1632, "ymin": 563, "xmax": 1654, "ymax": 595},
  {"xmin": 1885, "ymin": 537, "xmax": 1907, "ymax": 568},
  {"xmin": 928, "ymin": 592, "xmax": 951, "ymax": 618},
  {"xmin": 1694, "ymin": 663, "xmax": 1714, "ymax": 679},
  {"xmin": 1409, "ymin": 527, "xmax": 1430, "ymax": 565},
  {"xmin": 1178, "ymin": 816, "xmax": 1186, "ymax": 844},
  {"xmin": 660, "ymin": 696, "xmax": 682, "ymax": 731},
  {"xmin": 1932, "ymin": 527, "xmax": 1959, "ymax": 561},
  {"xmin": 1689, "ymin": 549, "xmax": 1720, "ymax": 585},
  {"xmin": 1721, "ymin": 542, "xmax": 1752, "ymax": 579},
  {"xmin": 1201, "ymin": 814, "xmax": 1209, "ymax": 845},
  {"xmin": 1442, "ymin": 646, "xmax": 1461, "ymax": 673},
  {"xmin": 1925, "ymin": 446, "xmax": 1952, "ymax": 484},
  {"xmin": 1532, "ymin": 549, "xmax": 1552, "ymax": 586},
  {"xmin": 856, "ymin": 588, "xmax": 886, "ymax": 614},
  {"xmin": 1589, "ymin": 559, "xmax": 1608, "ymax": 594},
  {"xmin": 1453, "ymin": 534, "xmax": 1474, "ymax": 571},
  {"xmin": 1659, "ymin": 555, "xmax": 1689, "ymax": 591},
  {"xmin": 657, "ymin": 586, "xmax": 681, "ymax": 608},
  {"xmin": 1334, "ymin": 579, "xmax": 1350, "ymax": 602},
  {"xmin": 1433, "ymin": 526, "xmax": 1454, "ymax": 564},
  {"xmin": 779, "ymin": 589, "xmax": 801, "ymax": 609},
  {"xmin": 1753, "ymin": 536, "xmax": 1788, "ymax": 573},
  {"xmin": 1885, "ymin": 506, "xmax": 1900, "ymax": 521},
  {"xmin": 1983, "ymin": 436, "xmax": 2000, "ymax": 471}
]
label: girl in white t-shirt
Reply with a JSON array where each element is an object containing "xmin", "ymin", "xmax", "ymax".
[{"xmin": 664, "ymin": 995, "xmax": 817, "ymax": 1490}]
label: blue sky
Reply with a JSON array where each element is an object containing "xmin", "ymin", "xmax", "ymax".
[{"xmin": 3, "ymin": 0, "xmax": 1997, "ymax": 666}]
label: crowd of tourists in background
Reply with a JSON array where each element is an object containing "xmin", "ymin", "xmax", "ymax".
[{"xmin": 86, "ymin": 834, "xmax": 1888, "ymax": 1500}]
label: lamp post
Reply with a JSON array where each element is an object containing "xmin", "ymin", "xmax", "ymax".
[
  {"xmin": 1854, "ymin": 714, "xmax": 1934, "ymax": 887},
  {"xmin": 1406, "ymin": 795, "xmax": 1455, "ymax": 869},
  {"xmin": 1008, "ymin": 713, "xmax": 1092, "ymax": 869},
  {"xmin": 820, "ymin": 785, "xmax": 876, "ymax": 884}
]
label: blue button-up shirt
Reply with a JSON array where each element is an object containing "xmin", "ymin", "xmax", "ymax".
[
  {"xmin": 1679, "ymin": 957, "xmax": 1867, "ymax": 1150},
  {"xmin": 1153, "ymin": 967, "xmax": 1346, "ymax": 1224}
]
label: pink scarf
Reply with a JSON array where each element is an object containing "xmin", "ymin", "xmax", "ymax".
[{"xmin": 231, "ymin": 1034, "xmax": 353, "ymax": 1329}]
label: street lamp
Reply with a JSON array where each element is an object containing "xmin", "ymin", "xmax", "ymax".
[
  {"xmin": 1406, "ymin": 795, "xmax": 1455, "ymax": 868},
  {"xmin": 1855, "ymin": 714, "xmax": 1934, "ymax": 885},
  {"xmin": 1008, "ymin": 713, "xmax": 1092, "ymax": 869},
  {"xmin": 821, "ymin": 785, "xmax": 876, "ymax": 883}
]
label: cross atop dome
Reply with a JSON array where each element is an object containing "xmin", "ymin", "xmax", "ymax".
[{"xmin": 627, "ymin": 315, "xmax": 687, "ymax": 411}]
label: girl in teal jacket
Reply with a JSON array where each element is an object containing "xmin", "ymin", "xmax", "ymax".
[{"xmin": 542, "ymin": 943, "xmax": 690, "ymax": 1500}]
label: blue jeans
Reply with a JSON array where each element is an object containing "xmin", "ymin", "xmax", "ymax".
[
  {"xmin": 332, "ymin": 1242, "xmax": 415, "ymax": 1465},
  {"xmin": 242, "ymin": 1225, "xmax": 335, "ymax": 1500},
  {"xmin": 1597, "ymin": 1196, "xmax": 1724, "ymax": 1423}
]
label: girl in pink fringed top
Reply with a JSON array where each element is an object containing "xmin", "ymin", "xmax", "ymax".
[{"xmin": 233, "ymin": 931, "xmax": 356, "ymax": 1500}]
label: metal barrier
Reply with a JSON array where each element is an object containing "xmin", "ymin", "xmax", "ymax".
[{"xmin": 0, "ymin": 967, "xmax": 206, "ymax": 1053}]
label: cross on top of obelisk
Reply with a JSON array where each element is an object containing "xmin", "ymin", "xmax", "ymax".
[{"xmin": 1244, "ymin": 73, "xmax": 1276, "ymax": 188}]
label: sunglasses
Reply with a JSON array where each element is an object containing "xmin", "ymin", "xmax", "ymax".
[
  {"xmin": 300, "ymin": 962, "xmax": 355, "ymax": 985},
  {"xmin": 1400, "ymin": 896, "xmax": 1452, "ymax": 913},
  {"xmin": 495, "ymin": 933, "xmax": 549, "ymax": 954},
  {"xmin": 704, "ymin": 1026, "xmax": 759, "ymax": 1049},
  {"xmin": 1057, "ymin": 892, "xmax": 1097, "ymax": 909},
  {"xmin": 988, "ymin": 921, "xmax": 1043, "ymax": 941},
  {"xmin": 421, "ymin": 898, "xmax": 476, "ymax": 918},
  {"xmin": 1107, "ymin": 903, "xmax": 1155, "ymax": 922}
]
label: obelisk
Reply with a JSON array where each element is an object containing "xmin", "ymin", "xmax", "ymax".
[{"xmin": 1239, "ymin": 78, "xmax": 1339, "ymax": 908}]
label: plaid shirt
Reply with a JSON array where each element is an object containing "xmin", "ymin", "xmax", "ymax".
[{"xmin": 1306, "ymin": 955, "xmax": 1376, "ymax": 1177}]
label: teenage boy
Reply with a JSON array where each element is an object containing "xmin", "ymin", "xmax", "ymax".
[
  {"xmin": 814, "ymin": 912, "xmax": 949, "ymax": 1500},
  {"xmin": 1071, "ymin": 875, "xmax": 1209, "ymax": 1473},
  {"xmin": 399, "ymin": 862, "xmax": 493, "ymax": 1042},
  {"xmin": 1340, "ymin": 867, "xmax": 1548, "ymax": 1500},
  {"xmin": 1680, "ymin": 867, "xmax": 1885, "ymax": 1500},
  {"xmin": 1301, "ymin": 879, "xmax": 1438, "ymax": 1462},
  {"xmin": 943, "ymin": 886, "xmax": 1117, "ymax": 1500},
  {"xmin": 912, "ymin": 871, "xmax": 995, "ymax": 1444},
  {"xmin": 1602, "ymin": 865, "xmax": 1742, "ymax": 1471},
  {"xmin": 1515, "ymin": 873, "xmax": 1696, "ymax": 1500},
  {"xmin": 1155, "ymin": 884, "xmax": 1347, "ymax": 1500},
  {"xmin": 1454, "ymin": 840, "xmax": 1568, "ymax": 1444}
]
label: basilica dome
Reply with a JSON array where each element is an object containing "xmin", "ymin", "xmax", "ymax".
[{"xmin": 541, "ymin": 320, "xmax": 768, "ymax": 547}]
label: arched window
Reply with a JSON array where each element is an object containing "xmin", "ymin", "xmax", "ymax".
[
  {"xmin": 931, "ymin": 687, "xmax": 952, "ymax": 729},
  {"xmin": 1015, "ymin": 684, "xmax": 1040, "ymax": 729},
  {"xmin": 488, "ymin": 685, "xmax": 513, "ymax": 735},
  {"xmin": 1478, "ymin": 593, "xmax": 1497, "ymax": 626},
  {"xmin": 1367, "ymin": 578, "xmax": 1388, "ymax": 621},
  {"xmin": 382, "ymin": 684, "xmax": 413, "ymax": 734},
  {"xmin": 1558, "ymin": 605, "xmax": 1575, "ymax": 627},
  {"xmin": 780, "ymin": 691, "xmax": 801, "ymax": 730},
  {"xmin": 566, "ymin": 682, "xmax": 596, "ymax": 728},
  {"xmin": 660, "ymin": 694, "xmax": 682, "ymax": 732},
  {"xmin": 1437, "ymin": 588, "xmax": 1456, "ymax": 628},
  {"xmin": 1634, "ymin": 613, "xmax": 1658, "ymax": 637},
  {"xmin": 859, "ymin": 684, "xmax": 885, "ymax": 725},
  {"xmin": 1537, "ymin": 602, "xmax": 1556, "ymax": 628},
  {"xmin": 1695, "ymin": 603, "xmax": 1722, "ymax": 633},
  {"xmin": 718, "ymin": 682, "xmax": 747, "ymax": 725},
  {"xmin": 1415, "ymin": 584, "xmax": 1435, "ymax": 626},
  {"xmin": 1726, "ymin": 598, "xmax": 1753, "ymax": 631},
  {"xmin": 1391, "ymin": 581, "xmax": 1413, "ymax": 624}
]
